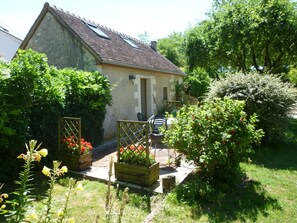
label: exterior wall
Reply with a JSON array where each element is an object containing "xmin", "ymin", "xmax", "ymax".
[
  {"xmin": 99, "ymin": 64, "xmax": 182, "ymax": 140},
  {"xmin": 25, "ymin": 12, "xmax": 97, "ymax": 71},
  {"xmin": 0, "ymin": 30, "xmax": 22, "ymax": 61},
  {"xmin": 24, "ymin": 11, "xmax": 183, "ymax": 142}
]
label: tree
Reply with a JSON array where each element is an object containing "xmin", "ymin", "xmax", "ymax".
[
  {"xmin": 184, "ymin": 67, "xmax": 211, "ymax": 99},
  {"xmin": 157, "ymin": 32, "xmax": 186, "ymax": 68},
  {"xmin": 138, "ymin": 31, "xmax": 151, "ymax": 45},
  {"xmin": 186, "ymin": 0, "xmax": 297, "ymax": 74}
]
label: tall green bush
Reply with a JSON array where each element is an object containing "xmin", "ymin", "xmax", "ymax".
[
  {"xmin": 184, "ymin": 67, "xmax": 211, "ymax": 99},
  {"xmin": 0, "ymin": 52, "xmax": 33, "ymax": 181},
  {"xmin": 164, "ymin": 98, "xmax": 264, "ymax": 185},
  {"xmin": 62, "ymin": 68, "xmax": 112, "ymax": 145},
  {"xmin": 0, "ymin": 50, "xmax": 112, "ymax": 181},
  {"xmin": 207, "ymin": 72, "xmax": 297, "ymax": 144}
]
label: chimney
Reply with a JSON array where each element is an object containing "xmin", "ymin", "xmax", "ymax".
[{"xmin": 150, "ymin": 41, "xmax": 157, "ymax": 51}]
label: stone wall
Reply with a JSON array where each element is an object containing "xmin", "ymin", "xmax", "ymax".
[
  {"xmin": 26, "ymin": 12, "xmax": 97, "ymax": 71},
  {"xmin": 100, "ymin": 64, "xmax": 182, "ymax": 141}
]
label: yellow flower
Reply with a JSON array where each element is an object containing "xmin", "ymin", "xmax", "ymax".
[
  {"xmin": 57, "ymin": 209, "xmax": 64, "ymax": 217},
  {"xmin": 2, "ymin": 193, "xmax": 8, "ymax": 199},
  {"xmin": 67, "ymin": 217, "xmax": 75, "ymax": 223},
  {"xmin": 17, "ymin": 154, "xmax": 27, "ymax": 161},
  {"xmin": 26, "ymin": 211, "xmax": 38, "ymax": 220},
  {"xmin": 33, "ymin": 153, "xmax": 42, "ymax": 162},
  {"xmin": 61, "ymin": 166, "xmax": 68, "ymax": 174},
  {"xmin": 38, "ymin": 149, "xmax": 48, "ymax": 157},
  {"xmin": 1, "ymin": 204, "xmax": 6, "ymax": 209},
  {"xmin": 76, "ymin": 183, "xmax": 84, "ymax": 191},
  {"xmin": 42, "ymin": 166, "xmax": 51, "ymax": 177}
]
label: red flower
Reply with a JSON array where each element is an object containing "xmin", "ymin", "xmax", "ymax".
[
  {"xmin": 62, "ymin": 136, "xmax": 93, "ymax": 155},
  {"xmin": 129, "ymin": 145, "xmax": 136, "ymax": 150}
]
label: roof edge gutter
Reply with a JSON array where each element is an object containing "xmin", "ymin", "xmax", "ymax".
[{"xmin": 102, "ymin": 60, "xmax": 186, "ymax": 77}]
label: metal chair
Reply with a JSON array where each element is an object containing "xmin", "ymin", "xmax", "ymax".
[
  {"xmin": 137, "ymin": 112, "xmax": 145, "ymax": 121},
  {"xmin": 149, "ymin": 115, "xmax": 169, "ymax": 157}
]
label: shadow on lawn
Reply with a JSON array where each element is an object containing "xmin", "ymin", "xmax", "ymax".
[
  {"xmin": 193, "ymin": 180, "xmax": 280, "ymax": 222},
  {"xmin": 171, "ymin": 176, "xmax": 281, "ymax": 222},
  {"xmin": 251, "ymin": 142, "xmax": 297, "ymax": 171},
  {"xmin": 251, "ymin": 118, "xmax": 297, "ymax": 171}
]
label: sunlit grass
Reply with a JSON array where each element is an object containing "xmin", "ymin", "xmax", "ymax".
[
  {"xmin": 152, "ymin": 118, "xmax": 297, "ymax": 223},
  {"xmin": 31, "ymin": 177, "xmax": 159, "ymax": 223}
]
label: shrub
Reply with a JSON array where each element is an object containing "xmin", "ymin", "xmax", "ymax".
[
  {"xmin": 184, "ymin": 67, "xmax": 211, "ymax": 99},
  {"xmin": 164, "ymin": 98, "xmax": 264, "ymax": 185},
  {"xmin": 61, "ymin": 68, "xmax": 112, "ymax": 145},
  {"xmin": 0, "ymin": 50, "xmax": 112, "ymax": 181},
  {"xmin": 207, "ymin": 72, "xmax": 297, "ymax": 144},
  {"xmin": 287, "ymin": 68, "xmax": 297, "ymax": 86}
]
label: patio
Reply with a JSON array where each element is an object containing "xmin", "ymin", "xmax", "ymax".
[{"xmin": 78, "ymin": 141, "xmax": 196, "ymax": 194}]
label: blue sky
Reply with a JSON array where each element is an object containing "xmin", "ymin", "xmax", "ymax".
[{"xmin": 1, "ymin": 0, "xmax": 213, "ymax": 40}]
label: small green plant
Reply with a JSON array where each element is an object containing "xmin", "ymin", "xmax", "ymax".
[
  {"xmin": 4, "ymin": 140, "xmax": 48, "ymax": 222},
  {"xmin": 164, "ymin": 97, "xmax": 264, "ymax": 185},
  {"xmin": 40, "ymin": 161, "xmax": 68, "ymax": 223},
  {"xmin": 102, "ymin": 157, "xmax": 129, "ymax": 223},
  {"xmin": 119, "ymin": 145, "xmax": 155, "ymax": 166},
  {"xmin": 0, "ymin": 184, "xmax": 8, "ymax": 214},
  {"xmin": 0, "ymin": 140, "xmax": 79, "ymax": 223}
]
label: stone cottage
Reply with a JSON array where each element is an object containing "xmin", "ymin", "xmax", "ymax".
[{"xmin": 20, "ymin": 2, "xmax": 185, "ymax": 141}]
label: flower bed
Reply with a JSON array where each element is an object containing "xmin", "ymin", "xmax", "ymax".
[
  {"xmin": 119, "ymin": 144, "xmax": 155, "ymax": 166},
  {"xmin": 115, "ymin": 144, "xmax": 159, "ymax": 186},
  {"xmin": 57, "ymin": 136, "xmax": 93, "ymax": 171},
  {"xmin": 61, "ymin": 136, "xmax": 93, "ymax": 155}
]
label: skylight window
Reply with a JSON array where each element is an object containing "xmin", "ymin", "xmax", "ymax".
[
  {"xmin": 122, "ymin": 37, "xmax": 139, "ymax": 48},
  {"xmin": 85, "ymin": 22, "xmax": 109, "ymax": 39}
]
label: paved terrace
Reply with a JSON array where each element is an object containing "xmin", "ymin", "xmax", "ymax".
[{"xmin": 76, "ymin": 141, "xmax": 195, "ymax": 194}]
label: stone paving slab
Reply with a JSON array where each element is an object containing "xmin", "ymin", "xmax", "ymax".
[{"xmin": 76, "ymin": 142, "xmax": 196, "ymax": 194}]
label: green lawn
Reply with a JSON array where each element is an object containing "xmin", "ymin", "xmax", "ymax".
[
  {"xmin": 152, "ymin": 118, "xmax": 297, "ymax": 222},
  {"xmin": 31, "ymin": 177, "xmax": 162, "ymax": 223}
]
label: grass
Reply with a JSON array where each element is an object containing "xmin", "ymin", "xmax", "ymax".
[
  {"xmin": 1, "ymin": 172, "xmax": 163, "ymax": 223},
  {"xmin": 31, "ymin": 176, "xmax": 163, "ymax": 223},
  {"xmin": 151, "ymin": 118, "xmax": 297, "ymax": 223}
]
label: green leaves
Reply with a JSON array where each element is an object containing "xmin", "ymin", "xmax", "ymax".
[
  {"xmin": 186, "ymin": 0, "xmax": 297, "ymax": 74},
  {"xmin": 0, "ymin": 50, "xmax": 112, "ymax": 181},
  {"xmin": 157, "ymin": 32, "xmax": 186, "ymax": 68},
  {"xmin": 207, "ymin": 72, "xmax": 297, "ymax": 143},
  {"xmin": 164, "ymin": 98, "xmax": 264, "ymax": 185}
]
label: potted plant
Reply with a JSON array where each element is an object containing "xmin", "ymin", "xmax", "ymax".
[
  {"xmin": 114, "ymin": 144, "xmax": 159, "ymax": 187},
  {"xmin": 57, "ymin": 136, "xmax": 93, "ymax": 171}
]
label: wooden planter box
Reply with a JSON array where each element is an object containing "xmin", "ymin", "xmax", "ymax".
[
  {"xmin": 56, "ymin": 152, "xmax": 92, "ymax": 171},
  {"xmin": 114, "ymin": 162, "xmax": 159, "ymax": 187}
]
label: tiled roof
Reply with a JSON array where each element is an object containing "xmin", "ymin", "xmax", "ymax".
[{"xmin": 23, "ymin": 3, "xmax": 185, "ymax": 76}]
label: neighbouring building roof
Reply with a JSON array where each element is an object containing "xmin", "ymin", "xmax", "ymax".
[
  {"xmin": 0, "ymin": 25, "xmax": 22, "ymax": 61},
  {"xmin": 21, "ymin": 2, "xmax": 185, "ymax": 76}
]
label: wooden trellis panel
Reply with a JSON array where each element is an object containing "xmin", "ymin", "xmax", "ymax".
[
  {"xmin": 117, "ymin": 120, "xmax": 150, "ymax": 166},
  {"xmin": 58, "ymin": 117, "xmax": 81, "ymax": 156}
]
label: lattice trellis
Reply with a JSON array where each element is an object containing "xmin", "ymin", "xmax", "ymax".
[
  {"xmin": 117, "ymin": 120, "xmax": 150, "ymax": 166},
  {"xmin": 58, "ymin": 117, "xmax": 81, "ymax": 156}
]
